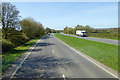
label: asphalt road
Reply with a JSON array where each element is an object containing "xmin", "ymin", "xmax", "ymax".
[
  {"xmin": 60, "ymin": 33, "xmax": 119, "ymax": 45},
  {"xmin": 3, "ymin": 34, "xmax": 118, "ymax": 80}
]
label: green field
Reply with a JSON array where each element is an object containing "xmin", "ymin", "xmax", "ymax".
[
  {"xmin": 55, "ymin": 33, "xmax": 118, "ymax": 71},
  {"xmin": 2, "ymin": 35, "xmax": 45, "ymax": 73},
  {"xmin": 87, "ymin": 33, "xmax": 119, "ymax": 40}
]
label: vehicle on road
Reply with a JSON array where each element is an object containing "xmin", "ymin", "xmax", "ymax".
[{"xmin": 76, "ymin": 30, "xmax": 86, "ymax": 37}]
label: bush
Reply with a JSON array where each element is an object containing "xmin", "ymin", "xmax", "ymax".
[
  {"xmin": 7, "ymin": 35, "xmax": 28, "ymax": 47},
  {"xmin": 2, "ymin": 39, "xmax": 13, "ymax": 53}
]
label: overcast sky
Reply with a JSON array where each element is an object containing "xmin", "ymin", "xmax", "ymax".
[{"xmin": 11, "ymin": 2, "xmax": 118, "ymax": 30}]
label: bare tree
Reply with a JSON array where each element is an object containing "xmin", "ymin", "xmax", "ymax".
[{"xmin": 2, "ymin": 2, "xmax": 20, "ymax": 39}]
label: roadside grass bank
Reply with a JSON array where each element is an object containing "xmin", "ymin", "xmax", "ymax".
[
  {"xmin": 55, "ymin": 33, "xmax": 118, "ymax": 71},
  {"xmin": 87, "ymin": 33, "xmax": 119, "ymax": 40},
  {"xmin": 89, "ymin": 36, "xmax": 119, "ymax": 40},
  {"xmin": 64, "ymin": 33, "xmax": 119, "ymax": 40},
  {"xmin": 2, "ymin": 34, "xmax": 46, "ymax": 73},
  {"xmin": 63, "ymin": 33, "xmax": 119, "ymax": 40}
]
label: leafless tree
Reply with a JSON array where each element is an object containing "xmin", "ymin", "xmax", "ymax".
[{"xmin": 2, "ymin": 2, "xmax": 20, "ymax": 39}]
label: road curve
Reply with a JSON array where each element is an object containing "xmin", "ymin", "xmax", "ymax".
[
  {"xmin": 3, "ymin": 34, "xmax": 118, "ymax": 80},
  {"xmin": 60, "ymin": 33, "xmax": 119, "ymax": 45}
]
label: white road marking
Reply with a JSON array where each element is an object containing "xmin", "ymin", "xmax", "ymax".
[
  {"xmin": 62, "ymin": 74, "xmax": 66, "ymax": 80},
  {"xmin": 52, "ymin": 49, "xmax": 54, "ymax": 53},
  {"xmin": 54, "ymin": 35, "xmax": 118, "ymax": 78},
  {"xmin": 9, "ymin": 38, "xmax": 42, "ymax": 80}
]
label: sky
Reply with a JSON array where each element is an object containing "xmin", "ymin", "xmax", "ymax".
[
  {"xmin": 11, "ymin": 2, "xmax": 118, "ymax": 30},
  {"xmin": 3, "ymin": 0, "xmax": 120, "ymax": 2}
]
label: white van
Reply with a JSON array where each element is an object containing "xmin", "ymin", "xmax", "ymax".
[{"xmin": 76, "ymin": 30, "xmax": 86, "ymax": 37}]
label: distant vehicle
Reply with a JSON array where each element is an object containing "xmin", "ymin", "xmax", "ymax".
[{"xmin": 76, "ymin": 30, "xmax": 86, "ymax": 37}]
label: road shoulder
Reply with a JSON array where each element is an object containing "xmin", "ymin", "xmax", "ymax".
[{"xmin": 2, "ymin": 35, "xmax": 47, "ymax": 79}]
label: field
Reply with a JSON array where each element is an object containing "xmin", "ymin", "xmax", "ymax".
[
  {"xmin": 87, "ymin": 33, "xmax": 119, "ymax": 40},
  {"xmin": 55, "ymin": 34, "xmax": 118, "ymax": 71},
  {"xmin": 2, "ymin": 35, "xmax": 45, "ymax": 73}
]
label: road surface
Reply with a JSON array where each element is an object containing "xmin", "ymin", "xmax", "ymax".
[
  {"xmin": 60, "ymin": 33, "xmax": 119, "ymax": 45},
  {"xmin": 3, "ymin": 34, "xmax": 118, "ymax": 80}
]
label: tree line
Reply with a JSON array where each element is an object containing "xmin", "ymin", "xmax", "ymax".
[
  {"xmin": 45, "ymin": 27, "xmax": 61, "ymax": 33},
  {"xmin": 64, "ymin": 25, "xmax": 95, "ymax": 34},
  {"xmin": 64, "ymin": 25, "xmax": 119, "ymax": 40},
  {"xmin": 64, "ymin": 25, "xmax": 119, "ymax": 35},
  {"xmin": 1, "ymin": 2, "xmax": 45, "ymax": 53}
]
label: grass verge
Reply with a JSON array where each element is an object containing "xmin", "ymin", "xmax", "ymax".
[
  {"xmin": 90, "ymin": 36, "xmax": 119, "ymax": 40},
  {"xmin": 2, "ymin": 34, "xmax": 46, "ymax": 73},
  {"xmin": 64, "ymin": 33, "xmax": 119, "ymax": 40},
  {"xmin": 55, "ymin": 33, "xmax": 118, "ymax": 71},
  {"xmin": 87, "ymin": 33, "xmax": 119, "ymax": 40}
]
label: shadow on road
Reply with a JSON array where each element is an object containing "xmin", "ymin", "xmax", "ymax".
[
  {"xmin": 41, "ymin": 35, "xmax": 52, "ymax": 40},
  {"xmin": 11, "ymin": 48, "xmax": 42, "ymax": 54},
  {"xmin": 30, "ymin": 48, "xmax": 42, "ymax": 52},
  {"xmin": 36, "ymin": 43, "xmax": 55, "ymax": 47},
  {"xmin": 12, "ymin": 55, "xmax": 77, "ymax": 79}
]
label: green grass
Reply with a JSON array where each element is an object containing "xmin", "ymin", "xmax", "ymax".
[
  {"xmin": 89, "ymin": 36, "xmax": 119, "ymax": 40},
  {"xmin": 64, "ymin": 33, "xmax": 119, "ymax": 40},
  {"xmin": 87, "ymin": 33, "xmax": 119, "ymax": 40},
  {"xmin": 55, "ymin": 33, "xmax": 118, "ymax": 71},
  {"xmin": 2, "ymin": 35, "xmax": 45, "ymax": 73}
]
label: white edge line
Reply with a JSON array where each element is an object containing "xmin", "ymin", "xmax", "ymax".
[
  {"xmin": 9, "ymin": 36, "xmax": 45, "ymax": 80},
  {"xmin": 54, "ymin": 35, "xmax": 118, "ymax": 78},
  {"xmin": 52, "ymin": 49, "xmax": 54, "ymax": 53},
  {"xmin": 62, "ymin": 74, "xmax": 66, "ymax": 80}
]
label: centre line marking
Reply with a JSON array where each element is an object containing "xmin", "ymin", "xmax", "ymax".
[
  {"xmin": 62, "ymin": 74, "xmax": 66, "ymax": 80},
  {"xmin": 52, "ymin": 49, "xmax": 54, "ymax": 53}
]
